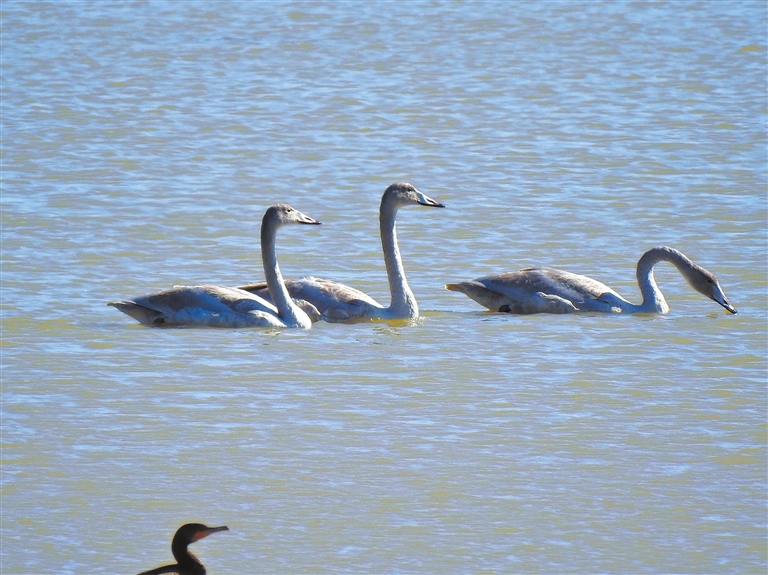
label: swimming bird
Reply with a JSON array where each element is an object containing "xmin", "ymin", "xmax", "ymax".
[
  {"xmin": 238, "ymin": 182, "xmax": 445, "ymax": 322},
  {"xmin": 446, "ymin": 246, "xmax": 736, "ymax": 315},
  {"xmin": 136, "ymin": 523, "xmax": 228, "ymax": 575},
  {"xmin": 108, "ymin": 204, "xmax": 321, "ymax": 328}
]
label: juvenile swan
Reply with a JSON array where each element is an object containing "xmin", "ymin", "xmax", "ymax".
[
  {"xmin": 446, "ymin": 246, "xmax": 737, "ymax": 315},
  {"xmin": 238, "ymin": 182, "xmax": 445, "ymax": 322},
  {"xmin": 108, "ymin": 204, "xmax": 321, "ymax": 328}
]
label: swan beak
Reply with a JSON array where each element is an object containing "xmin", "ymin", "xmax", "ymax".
[
  {"xmin": 299, "ymin": 217, "xmax": 321, "ymax": 225},
  {"xmin": 718, "ymin": 299, "xmax": 737, "ymax": 314},
  {"xmin": 712, "ymin": 293, "xmax": 737, "ymax": 314},
  {"xmin": 415, "ymin": 191, "xmax": 445, "ymax": 208}
]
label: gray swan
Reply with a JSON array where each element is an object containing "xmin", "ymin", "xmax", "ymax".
[
  {"xmin": 238, "ymin": 182, "xmax": 445, "ymax": 322},
  {"xmin": 108, "ymin": 204, "xmax": 321, "ymax": 328},
  {"xmin": 446, "ymin": 246, "xmax": 736, "ymax": 315}
]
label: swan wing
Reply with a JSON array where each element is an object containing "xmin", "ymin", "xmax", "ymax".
[
  {"xmin": 108, "ymin": 285, "xmax": 287, "ymax": 327},
  {"xmin": 191, "ymin": 285, "xmax": 278, "ymax": 315},
  {"xmin": 238, "ymin": 276, "xmax": 384, "ymax": 323},
  {"xmin": 446, "ymin": 278, "xmax": 578, "ymax": 314},
  {"xmin": 522, "ymin": 268, "xmax": 632, "ymax": 311},
  {"xmin": 486, "ymin": 268, "xmax": 622, "ymax": 311},
  {"xmin": 448, "ymin": 268, "xmax": 627, "ymax": 314}
]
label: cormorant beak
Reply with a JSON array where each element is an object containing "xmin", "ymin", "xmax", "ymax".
[{"xmin": 193, "ymin": 525, "xmax": 229, "ymax": 541}]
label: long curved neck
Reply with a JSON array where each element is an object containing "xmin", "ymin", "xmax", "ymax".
[
  {"xmin": 380, "ymin": 200, "xmax": 418, "ymax": 318},
  {"xmin": 261, "ymin": 220, "xmax": 309, "ymax": 328},
  {"xmin": 171, "ymin": 541, "xmax": 205, "ymax": 575},
  {"xmin": 634, "ymin": 247, "xmax": 695, "ymax": 313}
]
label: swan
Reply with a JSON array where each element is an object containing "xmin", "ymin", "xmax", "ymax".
[
  {"xmin": 446, "ymin": 246, "xmax": 737, "ymax": 315},
  {"xmin": 107, "ymin": 204, "xmax": 321, "ymax": 328},
  {"xmin": 237, "ymin": 182, "xmax": 445, "ymax": 322}
]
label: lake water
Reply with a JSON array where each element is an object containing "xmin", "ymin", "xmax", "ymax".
[{"xmin": 2, "ymin": 1, "xmax": 766, "ymax": 573}]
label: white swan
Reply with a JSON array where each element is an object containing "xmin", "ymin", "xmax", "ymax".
[
  {"xmin": 238, "ymin": 182, "xmax": 445, "ymax": 322},
  {"xmin": 446, "ymin": 246, "xmax": 737, "ymax": 315},
  {"xmin": 107, "ymin": 204, "xmax": 321, "ymax": 328}
]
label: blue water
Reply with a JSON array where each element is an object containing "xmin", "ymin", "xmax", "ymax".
[{"xmin": 2, "ymin": 1, "xmax": 766, "ymax": 573}]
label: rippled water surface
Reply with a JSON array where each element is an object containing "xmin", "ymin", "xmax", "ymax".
[{"xmin": 2, "ymin": 1, "xmax": 766, "ymax": 573}]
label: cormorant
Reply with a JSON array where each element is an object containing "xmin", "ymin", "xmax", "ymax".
[{"xmin": 137, "ymin": 523, "xmax": 229, "ymax": 575}]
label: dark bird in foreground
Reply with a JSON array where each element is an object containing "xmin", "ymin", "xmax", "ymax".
[{"xmin": 137, "ymin": 523, "xmax": 229, "ymax": 575}]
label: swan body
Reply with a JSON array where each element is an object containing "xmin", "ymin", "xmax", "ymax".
[
  {"xmin": 108, "ymin": 204, "xmax": 321, "ymax": 328},
  {"xmin": 446, "ymin": 246, "xmax": 737, "ymax": 315},
  {"xmin": 238, "ymin": 182, "xmax": 445, "ymax": 322}
]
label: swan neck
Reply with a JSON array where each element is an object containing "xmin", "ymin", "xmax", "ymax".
[
  {"xmin": 635, "ymin": 247, "xmax": 692, "ymax": 313},
  {"xmin": 380, "ymin": 200, "xmax": 418, "ymax": 317},
  {"xmin": 261, "ymin": 218, "xmax": 306, "ymax": 327}
]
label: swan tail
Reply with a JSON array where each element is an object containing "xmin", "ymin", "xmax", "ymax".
[
  {"xmin": 446, "ymin": 281, "xmax": 511, "ymax": 312},
  {"xmin": 107, "ymin": 301, "xmax": 168, "ymax": 326},
  {"xmin": 236, "ymin": 281, "xmax": 269, "ymax": 295}
]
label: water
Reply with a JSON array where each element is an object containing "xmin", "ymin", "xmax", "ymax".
[{"xmin": 2, "ymin": 1, "xmax": 766, "ymax": 573}]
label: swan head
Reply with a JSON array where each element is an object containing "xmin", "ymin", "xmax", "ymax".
[
  {"xmin": 685, "ymin": 264, "xmax": 737, "ymax": 314},
  {"xmin": 382, "ymin": 182, "xmax": 445, "ymax": 209},
  {"xmin": 265, "ymin": 204, "xmax": 322, "ymax": 228}
]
